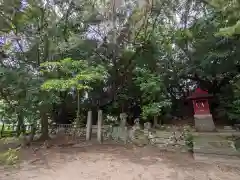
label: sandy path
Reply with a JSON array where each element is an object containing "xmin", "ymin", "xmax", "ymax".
[{"xmin": 1, "ymin": 144, "xmax": 240, "ymax": 180}]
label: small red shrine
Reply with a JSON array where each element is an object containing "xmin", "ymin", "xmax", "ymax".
[
  {"xmin": 187, "ymin": 88, "xmax": 213, "ymax": 115},
  {"xmin": 187, "ymin": 88, "xmax": 215, "ymax": 131}
]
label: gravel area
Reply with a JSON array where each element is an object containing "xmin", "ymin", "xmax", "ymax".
[{"xmin": 1, "ymin": 144, "xmax": 240, "ymax": 180}]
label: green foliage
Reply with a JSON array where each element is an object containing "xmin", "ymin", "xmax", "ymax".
[
  {"xmin": 210, "ymin": 0, "xmax": 240, "ymax": 37},
  {"xmin": 225, "ymin": 78, "xmax": 240, "ymax": 123},
  {"xmin": 182, "ymin": 126, "xmax": 194, "ymax": 152},
  {"xmin": 134, "ymin": 68, "xmax": 171, "ymax": 119},
  {"xmin": 0, "ymin": 100, "xmax": 12, "ymax": 119},
  {"xmin": 42, "ymin": 79, "xmax": 91, "ymax": 91},
  {"xmin": 216, "ymin": 21, "xmax": 240, "ymax": 37},
  {"xmin": 134, "ymin": 68, "xmax": 165, "ymax": 101},
  {"xmin": 227, "ymin": 100, "xmax": 240, "ymax": 121},
  {"xmin": 41, "ymin": 58, "xmax": 106, "ymax": 91},
  {"xmin": 235, "ymin": 138, "xmax": 240, "ymax": 151},
  {"xmin": 142, "ymin": 102, "xmax": 171, "ymax": 120}
]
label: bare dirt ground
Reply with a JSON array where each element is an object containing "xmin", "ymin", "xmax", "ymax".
[{"xmin": 1, "ymin": 143, "xmax": 240, "ymax": 180}]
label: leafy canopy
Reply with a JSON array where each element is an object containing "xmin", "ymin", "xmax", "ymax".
[{"xmin": 40, "ymin": 58, "xmax": 107, "ymax": 91}]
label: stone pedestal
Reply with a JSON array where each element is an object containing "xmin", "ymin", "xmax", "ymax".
[
  {"xmin": 120, "ymin": 113, "xmax": 127, "ymax": 127},
  {"xmin": 120, "ymin": 113, "xmax": 128, "ymax": 143},
  {"xmin": 194, "ymin": 114, "xmax": 215, "ymax": 132},
  {"xmin": 143, "ymin": 122, "xmax": 151, "ymax": 136}
]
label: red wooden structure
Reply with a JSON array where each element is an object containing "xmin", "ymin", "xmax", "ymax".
[{"xmin": 187, "ymin": 88, "xmax": 213, "ymax": 115}]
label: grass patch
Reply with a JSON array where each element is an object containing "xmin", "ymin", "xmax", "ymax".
[
  {"xmin": 183, "ymin": 126, "xmax": 194, "ymax": 152},
  {"xmin": 235, "ymin": 139, "xmax": 240, "ymax": 151},
  {"xmin": 225, "ymin": 135, "xmax": 240, "ymax": 151},
  {"xmin": 0, "ymin": 148, "xmax": 20, "ymax": 166}
]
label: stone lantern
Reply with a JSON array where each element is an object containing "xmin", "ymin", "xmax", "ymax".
[{"xmin": 187, "ymin": 88, "xmax": 215, "ymax": 131}]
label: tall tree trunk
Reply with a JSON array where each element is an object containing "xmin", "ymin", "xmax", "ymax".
[
  {"xmin": 21, "ymin": 123, "xmax": 37, "ymax": 147},
  {"xmin": 0, "ymin": 122, "xmax": 5, "ymax": 138},
  {"xmin": 29, "ymin": 124, "xmax": 36, "ymax": 142},
  {"xmin": 40, "ymin": 111, "xmax": 49, "ymax": 140},
  {"xmin": 16, "ymin": 113, "xmax": 24, "ymax": 137},
  {"xmin": 153, "ymin": 115, "xmax": 158, "ymax": 128}
]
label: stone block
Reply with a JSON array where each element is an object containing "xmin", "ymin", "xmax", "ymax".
[{"xmin": 194, "ymin": 114, "xmax": 215, "ymax": 132}]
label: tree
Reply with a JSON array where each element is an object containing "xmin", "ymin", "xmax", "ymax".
[
  {"xmin": 41, "ymin": 58, "xmax": 106, "ymax": 126},
  {"xmin": 134, "ymin": 67, "xmax": 171, "ymax": 121},
  {"xmin": 209, "ymin": 0, "xmax": 240, "ymax": 37}
]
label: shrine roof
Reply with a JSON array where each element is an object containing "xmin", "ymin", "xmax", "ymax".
[{"xmin": 187, "ymin": 88, "xmax": 213, "ymax": 100}]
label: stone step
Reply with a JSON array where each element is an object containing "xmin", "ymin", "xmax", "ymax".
[
  {"xmin": 194, "ymin": 152, "xmax": 240, "ymax": 167},
  {"xmin": 193, "ymin": 147, "xmax": 240, "ymax": 156},
  {"xmin": 193, "ymin": 141, "xmax": 234, "ymax": 147},
  {"xmin": 218, "ymin": 129, "xmax": 237, "ymax": 133},
  {"xmin": 193, "ymin": 132, "xmax": 240, "ymax": 136}
]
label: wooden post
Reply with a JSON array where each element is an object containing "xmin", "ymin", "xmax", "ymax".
[
  {"xmin": 97, "ymin": 110, "xmax": 103, "ymax": 143},
  {"xmin": 86, "ymin": 110, "xmax": 92, "ymax": 141}
]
